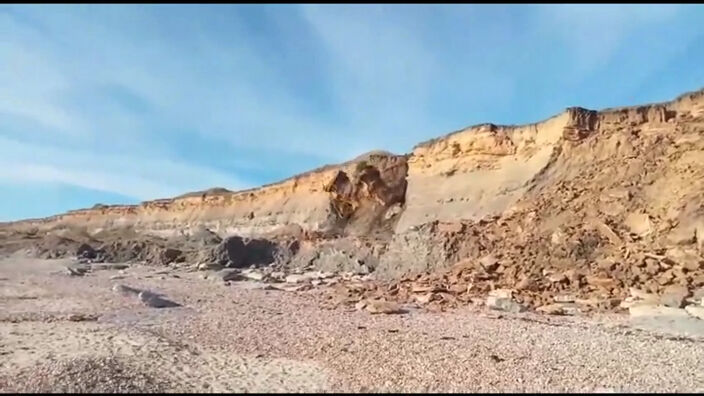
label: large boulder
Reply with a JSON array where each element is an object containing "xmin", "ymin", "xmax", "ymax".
[
  {"xmin": 188, "ymin": 226, "xmax": 223, "ymax": 247},
  {"xmin": 76, "ymin": 243, "xmax": 97, "ymax": 259},
  {"xmin": 210, "ymin": 236, "xmax": 282, "ymax": 268},
  {"xmin": 158, "ymin": 248, "xmax": 183, "ymax": 265}
]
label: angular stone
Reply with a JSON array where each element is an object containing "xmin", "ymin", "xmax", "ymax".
[
  {"xmin": 214, "ymin": 269, "xmax": 244, "ymax": 282},
  {"xmin": 515, "ymin": 277, "xmax": 535, "ymax": 291},
  {"xmin": 138, "ymin": 291, "xmax": 180, "ymax": 308},
  {"xmin": 586, "ymin": 276, "xmax": 617, "ymax": 289},
  {"xmin": 629, "ymin": 303, "xmax": 689, "ymax": 318},
  {"xmin": 159, "ymin": 248, "xmax": 182, "ymax": 265},
  {"xmin": 479, "ymin": 255, "xmax": 499, "ymax": 272},
  {"xmin": 667, "ymin": 226, "xmax": 696, "ymax": 246},
  {"xmin": 366, "ymin": 300, "xmax": 405, "ymax": 314},
  {"xmin": 197, "ymin": 262, "xmax": 223, "ymax": 271},
  {"xmin": 665, "ymin": 248, "xmax": 702, "ymax": 271},
  {"xmin": 660, "ymin": 285, "xmax": 689, "ymax": 308},
  {"xmin": 285, "ymin": 274, "xmax": 311, "ymax": 284},
  {"xmin": 92, "ymin": 263, "xmax": 129, "ymax": 271},
  {"xmin": 212, "ymin": 235, "xmax": 280, "ymax": 268},
  {"xmin": 685, "ymin": 305, "xmax": 704, "ymax": 320},
  {"xmin": 554, "ymin": 294, "xmax": 576, "ymax": 303},
  {"xmin": 629, "ymin": 287, "xmax": 659, "ymax": 303},
  {"xmin": 411, "ymin": 284, "xmax": 436, "ymax": 293},
  {"xmin": 551, "ymin": 229, "xmax": 566, "ymax": 245},
  {"xmin": 112, "ymin": 284, "xmax": 141, "ymax": 297},
  {"xmin": 415, "ymin": 292, "xmax": 438, "ymax": 305},
  {"xmin": 590, "ymin": 220, "xmax": 623, "ymax": 245},
  {"xmin": 605, "ymin": 187, "xmax": 631, "ymax": 200},
  {"xmin": 596, "ymin": 258, "xmax": 616, "ymax": 271},
  {"xmin": 692, "ymin": 287, "xmax": 704, "ymax": 304},
  {"xmin": 437, "ymin": 222, "xmax": 464, "ymax": 233},
  {"xmin": 241, "ymin": 270, "xmax": 265, "ymax": 281},
  {"xmin": 548, "ymin": 272, "xmax": 567, "ymax": 283},
  {"xmin": 269, "ymin": 271, "xmax": 286, "ymax": 281},
  {"xmin": 486, "ymin": 296, "xmax": 526, "ymax": 313},
  {"xmin": 76, "ymin": 243, "xmax": 98, "ymax": 259},
  {"xmin": 537, "ymin": 303, "xmax": 580, "ymax": 316},
  {"xmin": 65, "ymin": 266, "xmax": 86, "ymax": 277},
  {"xmin": 657, "ymin": 270, "xmax": 675, "ymax": 286},
  {"xmin": 644, "ymin": 259, "xmax": 661, "ymax": 275},
  {"xmin": 488, "ymin": 288, "xmax": 514, "ymax": 299},
  {"xmin": 625, "ymin": 213, "xmax": 654, "ymax": 236}
]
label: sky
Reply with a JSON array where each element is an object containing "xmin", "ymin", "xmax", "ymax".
[{"xmin": 2, "ymin": 4, "xmax": 704, "ymax": 221}]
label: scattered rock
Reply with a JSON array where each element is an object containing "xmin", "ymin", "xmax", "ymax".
[
  {"xmin": 605, "ymin": 187, "xmax": 631, "ymax": 200},
  {"xmin": 112, "ymin": 284, "xmax": 141, "ymax": 297},
  {"xmin": 667, "ymin": 225, "xmax": 697, "ymax": 246},
  {"xmin": 411, "ymin": 284, "xmax": 439, "ymax": 293},
  {"xmin": 286, "ymin": 274, "xmax": 314, "ymax": 284},
  {"xmin": 137, "ymin": 291, "xmax": 180, "ymax": 308},
  {"xmin": 548, "ymin": 272, "xmax": 567, "ymax": 283},
  {"xmin": 211, "ymin": 235, "xmax": 280, "ymax": 268},
  {"xmin": 241, "ymin": 270, "xmax": 265, "ymax": 281},
  {"xmin": 550, "ymin": 229, "xmax": 566, "ymax": 245},
  {"xmin": 665, "ymin": 248, "xmax": 702, "ymax": 271},
  {"xmin": 365, "ymin": 300, "xmax": 405, "ymax": 314},
  {"xmin": 515, "ymin": 277, "xmax": 535, "ymax": 291},
  {"xmin": 660, "ymin": 285, "xmax": 690, "ymax": 308},
  {"xmin": 479, "ymin": 255, "xmax": 499, "ymax": 272},
  {"xmin": 91, "ymin": 263, "xmax": 129, "ymax": 271},
  {"xmin": 586, "ymin": 276, "xmax": 617, "ymax": 289},
  {"xmin": 213, "ymin": 269, "xmax": 244, "ymax": 282},
  {"xmin": 76, "ymin": 243, "xmax": 97, "ymax": 259},
  {"xmin": 66, "ymin": 313, "xmax": 100, "ymax": 322},
  {"xmin": 486, "ymin": 296, "xmax": 526, "ymax": 313},
  {"xmin": 537, "ymin": 303, "xmax": 580, "ymax": 316},
  {"xmin": 269, "ymin": 271, "xmax": 286, "ymax": 282},
  {"xmin": 488, "ymin": 288, "xmax": 514, "ymax": 299},
  {"xmin": 684, "ymin": 305, "xmax": 704, "ymax": 320},
  {"xmin": 159, "ymin": 248, "xmax": 183, "ymax": 265},
  {"xmin": 553, "ymin": 294, "xmax": 576, "ymax": 303},
  {"xmin": 629, "ymin": 287, "xmax": 659, "ymax": 303},
  {"xmin": 197, "ymin": 262, "xmax": 223, "ymax": 271},
  {"xmin": 415, "ymin": 292, "xmax": 439, "ymax": 305},
  {"xmin": 625, "ymin": 213, "xmax": 654, "ymax": 236},
  {"xmin": 590, "ymin": 219, "xmax": 623, "ymax": 245},
  {"xmin": 692, "ymin": 288, "xmax": 704, "ymax": 305},
  {"xmin": 64, "ymin": 266, "xmax": 86, "ymax": 277},
  {"xmin": 628, "ymin": 303, "xmax": 690, "ymax": 318}
]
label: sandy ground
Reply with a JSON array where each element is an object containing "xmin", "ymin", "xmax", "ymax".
[{"xmin": 2, "ymin": 256, "xmax": 704, "ymax": 393}]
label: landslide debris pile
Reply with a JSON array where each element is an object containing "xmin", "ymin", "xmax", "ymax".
[
  {"xmin": 2, "ymin": 87, "xmax": 704, "ymax": 315},
  {"xmin": 329, "ymin": 92, "xmax": 704, "ymax": 314}
]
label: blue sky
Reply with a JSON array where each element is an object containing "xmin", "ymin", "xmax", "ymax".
[{"xmin": 2, "ymin": 4, "xmax": 704, "ymax": 221}]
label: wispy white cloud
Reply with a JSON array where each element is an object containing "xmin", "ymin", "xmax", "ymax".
[
  {"xmin": 0, "ymin": 4, "xmax": 702, "ymax": 219},
  {"xmin": 0, "ymin": 136, "xmax": 249, "ymax": 200},
  {"xmin": 533, "ymin": 5, "xmax": 685, "ymax": 76}
]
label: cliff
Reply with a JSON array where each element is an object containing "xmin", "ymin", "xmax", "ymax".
[
  {"xmin": 4, "ymin": 87, "xmax": 704, "ymax": 256},
  {"xmin": 7, "ymin": 151, "xmax": 408, "ymax": 239}
]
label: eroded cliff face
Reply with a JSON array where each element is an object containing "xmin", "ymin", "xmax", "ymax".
[
  {"xmin": 393, "ymin": 89, "xmax": 704, "ymax": 234},
  {"xmin": 6, "ymin": 151, "xmax": 408, "ymax": 240},
  {"xmin": 373, "ymin": 88, "xmax": 704, "ymax": 281},
  {"xmin": 4, "ymin": 87, "xmax": 704, "ymax": 289}
]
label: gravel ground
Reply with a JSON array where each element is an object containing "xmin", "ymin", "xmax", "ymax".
[{"xmin": 2, "ymin": 257, "xmax": 704, "ymax": 393}]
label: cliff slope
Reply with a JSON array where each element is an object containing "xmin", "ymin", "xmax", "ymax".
[{"xmin": 2, "ymin": 87, "xmax": 704, "ymax": 312}]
